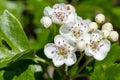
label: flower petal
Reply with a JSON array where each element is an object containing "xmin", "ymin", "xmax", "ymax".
[
  {"xmin": 93, "ymin": 40, "xmax": 111, "ymax": 61},
  {"xmin": 51, "ymin": 15, "xmax": 61, "ymax": 24},
  {"xmin": 85, "ymin": 45, "xmax": 93, "ymax": 56},
  {"xmin": 64, "ymin": 12, "xmax": 77, "ymax": 24},
  {"xmin": 44, "ymin": 6, "xmax": 53, "ymax": 16},
  {"xmin": 79, "ymin": 21, "xmax": 89, "ymax": 34},
  {"xmin": 60, "ymin": 25, "xmax": 71, "ymax": 37},
  {"xmin": 65, "ymin": 53, "xmax": 77, "ymax": 66},
  {"xmin": 99, "ymin": 39, "xmax": 111, "ymax": 53},
  {"xmin": 52, "ymin": 54, "xmax": 64, "ymax": 67},
  {"xmin": 54, "ymin": 35, "xmax": 68, "ymax": 46},
  {"xmin": 53, "ymin": 3, "xmax": 66, "ymax": 10},
  {"xmin": 82, "ymin": 33, "xmax": 91, "ymax": 44},
  {"xmin": 44, "ymin": 43, "xmax": 56, "ymax": 59},
  {"xmin": 93, "ymin": 50, "xmax": 107, "ymax": 61},
  {"xmin": 91, "ymin": 30, "xmax": 103, "ymax": 41},
  {"xmin": 83, "ymin": 19, "xmax": 91, "ymax": 25}
]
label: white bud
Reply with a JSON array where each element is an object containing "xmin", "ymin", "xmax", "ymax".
[
  {"xmin": 102, "ymin": 22, "xmax": 113, "ymax": 31},
  {"xmin": 102, "ymin": 30, "xmax": 110, "ymax": 38},
  {"xmin": 89, "ymin": 22, "xmax": 98, "ymax": 32},
  {"xmin": 40, "ymin": 16, "xmax": 52, "ymax": 28},
  {"xmin": 108, "ymin": 31, "xmax": 119, "ymax": 42},
  {"xmin": 95, "ymin": 13, "xmax": 105, "ymax": 23},
  {"xmin": 77, "ymin": 40, "xmax": 86, "ymax": 51},
  {"xmin": 66, "ymin": 4, "xmax": 75, "ymax": 11}
]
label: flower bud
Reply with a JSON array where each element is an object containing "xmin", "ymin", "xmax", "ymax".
[
  {"xmin": 77, "ymin": 40, "xmax": 86, "ymax": 51},
  {"xmin": 102, "ymin": 22, "xmax": 113, "ymax": 31},
  {"xmin": 40, "ymin": 16, "xmax": 52, "ymax": 28},
  {"xmin": 66, "ymin": 4, "xmax": 75, "ymax": 11},
  {"xmin": 102, "ymin": 29, "xmax": 110, "ymax": 38},
  {"xmin": 108, "ymin": 31, "xmax": 119, "ymax": 42},
  {"xmin": 95, "ymin": 13, "xmax": 105, "ymax": 23},
  {"xmin": 89, "ymin": 22, "xmax": 98, "ymax": 32}
]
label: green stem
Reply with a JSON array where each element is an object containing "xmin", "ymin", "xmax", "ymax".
[
  {"xmin": 73, "ymin": 73, "xmax": 89, "ymax": 79},
  {"xmin": 65, "ymin": 65, "xmax": 68, "ymax": 72},
  {"xmin": 34, "ymin": 56, "xmax": 46, "ymax": 63},
  {"xmin": 73, "ymin": 57, "xmax": 94, "ymax": 79},
  {"xmin": 69, "ymin": 52, "xmax": 84, "ymax": 73}
]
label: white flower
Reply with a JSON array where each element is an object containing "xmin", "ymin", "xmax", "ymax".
[
  {"xmin": 60, "ymin": 20, "xmax": 89, "ymax": 45},
  {"xmin": 108, "ymin": 31, "xmax": 119, "ymax": 42},
  {"xmin": 44, "ymin": 35, "xmax": 77, "ymax": 67},
  {"xmin": 83, "ymin": 30, "xmax": 111, "ymax": 60},
  {"xmin": 95, "ymin": 13, "xmax": 105, "ymax": 24},
  {"xmin": 76, "ymin": 40, "xmax": 86, "ymax": 51},
  {"xmin": 43, "ymin": 3, "xmax": 77, "ymax": 24},
  {"xmin": 89, "ymin": 22, "xmax": 98, "ymax": 32},
  {"xmin": 40, "ymin": 16, "xmax": 52, "ymax": 28},
  {"xmin": 102, "ymin": 22, "xmax": 113, "ymax": 31}
]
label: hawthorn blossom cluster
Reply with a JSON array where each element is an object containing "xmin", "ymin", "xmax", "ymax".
[{"xmin": 41, "ymin": 3, "xmax": 119, "ymax": 67}]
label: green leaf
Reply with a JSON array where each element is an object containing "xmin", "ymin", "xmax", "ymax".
[
  {"xmin": 91, "ymin": 64, "xmax": 120, "ymax": 80},
  {"xmin": 0, "ymin": 10, "xmax": 33, "ymax": 68},
  {"xmin": 0, "ymin": 60, "xmax": 42, "ymax": 80},
  {"xmin": 91, "ymin": 43, "xmax": 120, "ymax": 80}
]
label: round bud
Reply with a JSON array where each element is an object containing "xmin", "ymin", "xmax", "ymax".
[
  {"xmin": 95, "ymin": 13, "xmax": 105, "ymax": 24},
  {"xmin": 102, "ymin": 22, "xmax": 113, "ymax": 31},
  {"xmin": 102, "ymin": 30, "xmax": 110, "ymax": 38},
  {"xmin": 77, "ymin": 40, "xmax": 86, "ymax": 51},
  {"xmin": 66, "ymin": 4, "xmax": 75, "ymax": 11},
  {"xmin": 108, "ymin": 31, "xmax": 119, "ymax": 42},
  {"xmin": 40, "ymin": 16, "xmax": 52, "ymax": 28},
  {"xmin": 89, "ymin": 22, "xmax": 98, "ymax": 32}
]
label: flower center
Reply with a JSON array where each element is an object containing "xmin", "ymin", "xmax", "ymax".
[
  {"xmin": 57, "ymin": 46, "xmax": 69, "ymax": 55},
  {"xmin": 54, "ymin": 7, "xmax": 68, "ymax": 21},
  {"xmin": 90, "ymin": 41, "xmax": 99, "ymax": 51},
  {"xmin": 70, "ymin": 26, "xmax": 83, "ymax": 39},
  {"xmin": 55, "ymin": 40, "xmax": 71, "ymax": 56}
]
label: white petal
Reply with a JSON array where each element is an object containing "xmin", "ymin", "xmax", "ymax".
[
  {"xmin": 91, "ymin": 30, "xmax": 103, "ymax": 41},
  {"xmin": 85, "ymin": 46, "xmax": 93, "ymax": 56},
  {"xmin": 53, "ymin": 3, "xmax": 66, "ymax": 9},
  {"xmin": 64, "ymin": 12, "xmax": 77, "ymax": 24},
  {"xmin": 52, "ymin": 54, "xmax": 64, "ymax": 67},
  {"xmin": 60, "ymin": 25, "xmax": 71, "ymax": 37},
  {"xmin": 80, "ymin": 22, "xmax": 89, "ymax": 33},
  {"xmin": 44, "ymin": 6, "xmax": 53, "ymax": 16},
  {"xmin": 83, "ymin": 19, "xmax": 91, "ymax": 25},
  {"xmin": 65, "ymin": 53, "xmax": 77, "ymax": 66},
  {"xmin": 99, "ymin": 39, "xmax": 111, "ymax": 53},
  {"xmin": 93, "ymin": 40, "xmax": 111, "ymax": 61},
  {"xmin": 82, "ymin": 33, "xmax": 91, "ymax": 44},
  {"xmin": 51, "ymin": 15, "xmax": 61, "ymax": 24},
  {"xmin": 54, "ymin": 35, "xmax": 67, "ymax": 46},
  {"xmin": 44, "ymin": 43, "xmax": 56, "ymax": 59},
  {"xmin": 93, "ymin": 50, "xmax": 107, "ymax": 61}
]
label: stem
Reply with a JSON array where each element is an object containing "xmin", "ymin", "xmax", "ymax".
[
  {"xmin": 65, "ymin": 65, "xmax": 68, "ymax": 72},
  {"xmin": 69, "ymin": 52, "xmax": 84, "ymax": 73},
  {"xmin": 73, "ymin": 73, "xmax": 89, "ymax": 79},
  {"xmin": 34, "ymin": 56, "xmax": 46, "ymax": 63},
  {"xmin": 73, "ymin": 57, "xmax": 94, "ymax": 79},
  {"xmin": 78, "ymin": 57, "xmax": 93, "ymax": 73}
]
